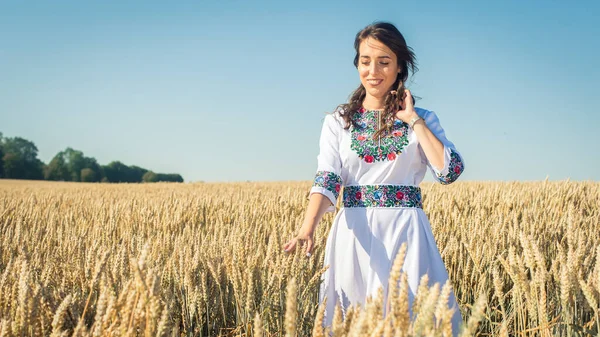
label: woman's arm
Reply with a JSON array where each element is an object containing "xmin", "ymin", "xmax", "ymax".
[
  {"xmin": 283, "ymin": 113, "xmax": 345, "ymax": 256},
  {"xmin": 283, "ymin": 193, "xmax": 332, "ymax": 256},
  {"xmin": 411, "ymin": 119, "xmax": 445, "ymax": 171},
  {"xmin": 395, "ymin": 89, "xmax": 444, "ymax": 170},
  {"xmin": 396, "ymin": 89, "xmax": 465, "ymax": 184}
]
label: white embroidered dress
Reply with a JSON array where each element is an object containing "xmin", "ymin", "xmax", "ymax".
[{"xmin": 310, "ymin": 107, "xmax": 465, "ymax": 335}]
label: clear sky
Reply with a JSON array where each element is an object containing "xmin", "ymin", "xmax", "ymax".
[{"xmin": 1, "ymin": 0, "xmax": 598, "ymax": 182}]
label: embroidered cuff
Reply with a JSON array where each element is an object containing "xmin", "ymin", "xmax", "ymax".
[
  {"xmin": 309, "ymin": 171, "xmax": 343, "ymax": 212},
  {"xmin": 432, "ymin": 147, "xmax": 464, "ymax": 185}
]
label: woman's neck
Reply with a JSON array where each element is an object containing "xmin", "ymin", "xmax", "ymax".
[{"xmin": 362, "ymin": 96, "xmax": 385, "ymax": 110}]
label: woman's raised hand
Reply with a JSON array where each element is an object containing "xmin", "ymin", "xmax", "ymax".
[
  {"xmin": 395, "ymin": 89, "xmax": 419, "ymax": 123},
  {"xmin": 283, "ymin": 226, "xmax": 314, "ymax": 258}
]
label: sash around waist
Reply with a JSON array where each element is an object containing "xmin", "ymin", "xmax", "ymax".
[{"xmin": 342, "ymin": 184, "xmax": 422, "ymax": 208}]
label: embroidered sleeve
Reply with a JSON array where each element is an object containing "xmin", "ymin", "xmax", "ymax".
[
  {"xmin": 309, "ymin": 114, "xmax": 344, "ymax": 212},
  {"xmin": 417, "ymin": 109, "xmax": 465, "ymax": 185}
]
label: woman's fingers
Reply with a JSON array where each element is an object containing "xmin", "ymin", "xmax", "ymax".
[
  {"xmin": 284, "ymin": 236, "xmax": 314, "ymax": 257},
  {"xmin": 306, "ymin": 239, "xmax": 313, "ymax": 257},
  {"xmin": 404, "ymin": 89, "xmax": 413, "ymax": 109},
  {"xmin": 283, "ymin": 238, "xmax": 297, "ymax": 252}
]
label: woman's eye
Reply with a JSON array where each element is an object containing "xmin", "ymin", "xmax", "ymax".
[
  {"xmin": 361, "ymin": 62, "xmax": 369, "ymax": 66},
  {"xmin": 380, "ymin": 62, "xmax": 389, "ymax": 65}
]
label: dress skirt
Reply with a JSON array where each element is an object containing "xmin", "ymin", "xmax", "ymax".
[{"xmin": 318, "ymin": 206, "xmax": 463, "ymax": 336}]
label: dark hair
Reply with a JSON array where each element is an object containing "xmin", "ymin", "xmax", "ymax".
[{"xmin": 336, "ymin": 22, "xmax": 418, "ymax": 139}]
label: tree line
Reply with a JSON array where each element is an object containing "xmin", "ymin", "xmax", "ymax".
[{"xmin": 0, "ymin": 132, "xmax": 184, "ymax": 183}]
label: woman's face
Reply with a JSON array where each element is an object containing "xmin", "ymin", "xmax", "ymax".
[{"xmin": 357, "ymin": 37, "xmax": 400, "ymax": 101}]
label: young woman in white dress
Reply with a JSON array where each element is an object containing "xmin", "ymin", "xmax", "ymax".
[{"xmin": 283, "ymin": 21, "xmax": 465, "ymax": 335}]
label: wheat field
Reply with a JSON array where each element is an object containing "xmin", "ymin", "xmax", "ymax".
[{"xmin": 0, "ymin": 179, "xmax": 598, "ymax": 336}]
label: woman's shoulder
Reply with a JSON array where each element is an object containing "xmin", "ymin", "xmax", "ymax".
[
  {"xmin": 324, "ymin": 106, "xmax": 349, "ymax": 128},
  {"xmin": 414, "ymin": 106, "xmax": 433, "ymax": 118},
  {"xmin": 415, "ymin": 107, "xmax": 444, "ymax": 124}
]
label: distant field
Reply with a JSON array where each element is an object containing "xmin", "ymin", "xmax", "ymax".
[{"xmin": 0, "ymin": 179, "xmax": 598, "ymax": 336}]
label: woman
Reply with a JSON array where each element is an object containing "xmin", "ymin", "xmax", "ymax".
[{"xmin": 283, "ymin": 22, "xmax": 464, "ymax": 335}]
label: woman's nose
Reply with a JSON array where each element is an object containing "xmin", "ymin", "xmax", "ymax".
[{"xmin": 369, "ymin": 62, "xmax": 378, "ymax": 75}]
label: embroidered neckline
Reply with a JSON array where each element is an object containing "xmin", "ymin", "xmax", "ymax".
[{"xmin": 350, "ymin": 108, "xmax": 410, "ymax": 163}]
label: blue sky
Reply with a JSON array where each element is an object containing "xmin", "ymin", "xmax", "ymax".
[{"xmin": 1, "ymin": 1, "xmax": 598, "ymax": 182}]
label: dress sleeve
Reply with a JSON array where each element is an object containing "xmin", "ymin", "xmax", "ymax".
[
  {"xmin": 417, "ymin": 109, "xmax": 465, "ymax": 185},
  {"xmin": 308, "ymin": 114, "xmax": 344, "ymax": 213}
]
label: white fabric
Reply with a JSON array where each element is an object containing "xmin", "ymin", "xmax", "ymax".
[{"xmin": 311, "ymin": 107, "xmax": 465, "ymax": 336}]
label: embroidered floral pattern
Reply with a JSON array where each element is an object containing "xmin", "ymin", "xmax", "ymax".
[
  {"xmin": 313, "ymin": 171, "xmax": 343, "ymax": 199},
  {"xmin": 436, "ymin": 149, "xmax": 464, "ymax": 185},
  {"xmin": 343, "ymin": 185, "xmax": 422, "ymax": 208},
  {"xmin": 350, "ymin": 108, "xmax": 411, "ymax": 163}
]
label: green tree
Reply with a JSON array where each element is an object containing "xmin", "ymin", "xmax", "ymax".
[
  {"xmin": 142, "ymin": 171, "xmax": 158, "ymax": 183},
  {"xmin": 44, "ymin": 155, "xmax": 70, "ymax": 181},
  {"xmin": 81, "ymin": 156, "xmax": 102, "ymax": 182},
  {"xmin": 0, "ymin": 132, "xmax": 185, "ymax": 183},
  {"xmin": 156, "ymin": 173, "xmax": 184, "ymax": 183},
  {"xmin": 0, "ymin": 136, "xmax": 44, "ymax": 180},
  {"xmin": 63, "ymin": 148, "xmax": 86, "ymax": 182},
  {"xmin": 102, "ymin": 162, "xmax": 150, "ymax": 183},
  {"xmin": 80, "ymin": 168, "xmax": 97, "ymax": 182},
  {"xmin": 102, "ymin": 161, "xmax": 132, "ymax": 183},
  {"xmin": 47, "ymin": 148, "xmax": 103, "ymax": 182},
  {"xmin": 129, "ymin": 165, "xmax": 148, "ymax": 182}
]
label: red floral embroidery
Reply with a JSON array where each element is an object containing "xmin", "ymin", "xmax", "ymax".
[
  {"xmin": 436, "ymin": 150, "xmax": 464, "ymax": 185},
  {"xmin": 387, "ymin": 153, "xmax": 396, "ymax": 160},
  {"xmin": 343, "ymin": 185, "xmax": 422, "ymax": 208},
  {"xmin": 313, "ymin": 171, "xmax": 343, "ymax": 199},
  {"xmin": 351, "ymin": 109, "xmax": 410, "ymax": 163}
]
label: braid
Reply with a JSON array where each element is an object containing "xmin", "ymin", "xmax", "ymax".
[
  {"xmin": 372, "ymin": 80, "xmax": 406, "ymax": 140},
  {"xmin": 337, "ymin": 85, "xmax": 366, "ymax": 130},
  {"xmin": 334, "ymin": 80, "xmax": 417, "ymax": 138}
]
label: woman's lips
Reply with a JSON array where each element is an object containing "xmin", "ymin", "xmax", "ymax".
[{"xmin": 366, "ymin": 79, "xmax": 383, "ymax": 86}]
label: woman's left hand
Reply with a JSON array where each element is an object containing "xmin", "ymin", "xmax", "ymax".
[
  {"xmin": 395, "ymin": 89, "xmax": 419, "ymax": 123},
  {"xmin": 283, "ymin": 226, "xmax": 315, "ymax": 258}
]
